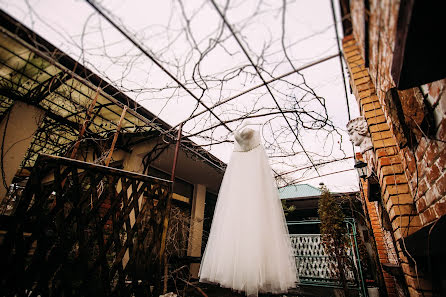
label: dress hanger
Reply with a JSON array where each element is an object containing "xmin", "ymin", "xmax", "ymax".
[
  {"xmin": 236, "ymin": 120, "xmax": 262, "ymax": 133},
  {"xmin": 235, "ymin": 120, "xmax": 267, "ymax": 142}
]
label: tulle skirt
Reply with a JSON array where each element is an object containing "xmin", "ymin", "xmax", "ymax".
[{"xmin": 199, "ymin": 145, "xmax": 297, "ymax": 296}]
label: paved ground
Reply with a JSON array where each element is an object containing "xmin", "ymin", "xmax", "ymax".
[
  {"xmin": 184, "ymin": 283, "xmax": 355, "ymax": 297},
  {"xmin": 184, "ymin": 283, "xmax": 303, "ymax": 297}
]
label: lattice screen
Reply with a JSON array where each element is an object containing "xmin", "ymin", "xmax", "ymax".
[{"xmin": 290, "ymin": 234, "xmax": 356, "ymax": 284}]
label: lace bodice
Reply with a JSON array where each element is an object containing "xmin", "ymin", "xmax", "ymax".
[{"xmin": 233, "ymin": 128, "xmax": 261, "ymax": 152}]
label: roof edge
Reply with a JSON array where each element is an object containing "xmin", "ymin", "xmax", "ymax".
[{"xmin": 0, "ymin": 9, "xmax": 226, "ymax": 172}]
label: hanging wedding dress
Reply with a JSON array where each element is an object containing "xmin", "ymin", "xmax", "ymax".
[{"xmin": 199, "ymin": 126, "xmax": 297, "ymax": 296}]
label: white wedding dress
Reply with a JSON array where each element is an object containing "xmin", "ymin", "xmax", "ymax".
[{"xmin": 199, "ymin": 127, "xmax": 297, "ymax": 296}]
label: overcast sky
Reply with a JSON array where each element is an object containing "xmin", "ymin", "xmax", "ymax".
[{"xmin": 1, "ymin": 0, "xmax": 363, "ymax": 192}]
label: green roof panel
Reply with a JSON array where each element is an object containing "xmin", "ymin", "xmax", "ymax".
[{"xmin": 278, "ymin": 184, "xmax": 322, "ymax": 200}]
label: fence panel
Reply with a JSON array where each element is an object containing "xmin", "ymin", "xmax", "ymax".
[
  {"xmin": 0, "ymin": 154, "xmax": 172, "ymax": 297},
  {"xmin": 288, "ymin": 220, "xmax": 367, "ymax": 296}
]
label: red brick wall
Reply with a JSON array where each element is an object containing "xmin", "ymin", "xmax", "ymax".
[
  {"xmin": 350, "ymin": 0, "xmax": 399, "ymax": 103},
  {"xmin": 345, "ymin": 1, "xmax": 446, "ymax": 296},
  {"xmin": 402, "ymin": 80, "xmax": 446, "ymax": 226},
  {"xmin": 343, "ymin": 36, "xmax": 431, "ymax": 296},
  {"xmin": 348, "ymin": 0, "xmax": 446, "ymax": 230},
  {"xmin": 343, "ymin": 36, "xmax": 420, "ymax": 240},
  {"xmin": 359, "ymin": 155, "xmax": 399, "ymax": 297}
]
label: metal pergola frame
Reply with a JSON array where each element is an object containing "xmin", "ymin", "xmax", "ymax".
[{"xmin": 0, "ymin": 9, "xmax": 225, "ymax": 172}]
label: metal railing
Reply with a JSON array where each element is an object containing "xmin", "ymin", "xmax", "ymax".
[{"xmin": 288, "ymin": 219, "xmax": 367, "ymax": 297}]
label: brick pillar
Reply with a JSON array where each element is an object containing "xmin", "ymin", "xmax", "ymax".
[
  {"xmin": 358, "ymin": 152, "xmax": 399, "ymax": 297},
  {"xmin": 342, "ymin": 35, "xmax": 432, "ymax": 296},
  {"xmin": 343, "ymin": 35, "xmax": 420, "ymax": 239}
]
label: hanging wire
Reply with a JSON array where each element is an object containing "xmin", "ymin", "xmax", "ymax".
[
  {"xmin": 209, "ymin": 0, "xmax": 321, "ymax": 177},
  {"xmin": 173, "ymin": 53, "xmax": 340, "ymax": 131},
  {"xmin": 84, "ymin": 0, "xmax": 232, "ymax": 133},
  {"xmin": 274, "ymin": 156, "xmax": 354, "ymax": 178}
]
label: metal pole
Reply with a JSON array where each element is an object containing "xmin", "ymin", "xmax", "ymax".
[
  {"xmin": 329, "ymin": 0, "xmax": 357, "ymax": 158},
  {"xmin": 159, "ymin": 123, "xmax": 183, "ymax": 293},
  {"xmin": 170, "ymin": 124, "xmax": 183, "ymax": 182},
  {"xmin": 330, "ymin": 0, "xmax": 351, "ymax": 121},
  {"xmin": 104, "ymin": 106, "xmax": 128, "ymax": 166},
  {"xmin": 210, "ymin": 0, "xmax": 321, "ymax": 177},
  {"xmin": 84, "ymin": 0, "xmax": 231, "ymax": 132},
  {"xmin": 69, "ymin": 86, "xmax": 100, "ymax": 160},
  {"xmin": 348, "ymin": 219, "xmax": 368, "ymax": 297},
  {"xmin": 173, "ymin": 53, "xmax": 340, "ymax": 130},
  {"xmin": 275, "ymin": 156, "xmax": 354, "ymax": 179},
  {"xmin": 54, "ymin": 86, "xmax": 100, "ymax": 204}
]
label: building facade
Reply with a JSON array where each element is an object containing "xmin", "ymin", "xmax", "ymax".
[
  {"xmin": 0, "ymin": 10, "xmax": 224, "ymax": 292},
  {"xmin": 340, "ymin": 1, "xmax": 446, "ymax": 296}
]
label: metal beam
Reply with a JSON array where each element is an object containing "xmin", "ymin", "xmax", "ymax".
[
  {"xmin": 84, "ymin": 0, "xmax": 232, "ymax": 133},
  {"xmin": 175, "ymin": 53, "xmax": 339, "ymax": 129},
  {"xmin": 330, "ymin": 0, "xmax": 351, "ymax": 121},
  {"xmin": 210, "ymin": 0, "xmax": 321, "ymax": 176}
]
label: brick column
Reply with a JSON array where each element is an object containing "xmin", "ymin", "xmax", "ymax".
[
  {"xmin": 358, "ymin": 152, "xmax": 398, "ymax": 297},
  {"xmin": 342, "ymin": 35, "xmax": 432, "ymax": 296},
  {"xmin": 343, "ymin": 35, "xmax": 420, "ymax": 239}
]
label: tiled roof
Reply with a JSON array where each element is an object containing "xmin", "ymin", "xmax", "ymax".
[{"xmin": 278, "ymin": 184, "xmax": 322, "ymax": 200}]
